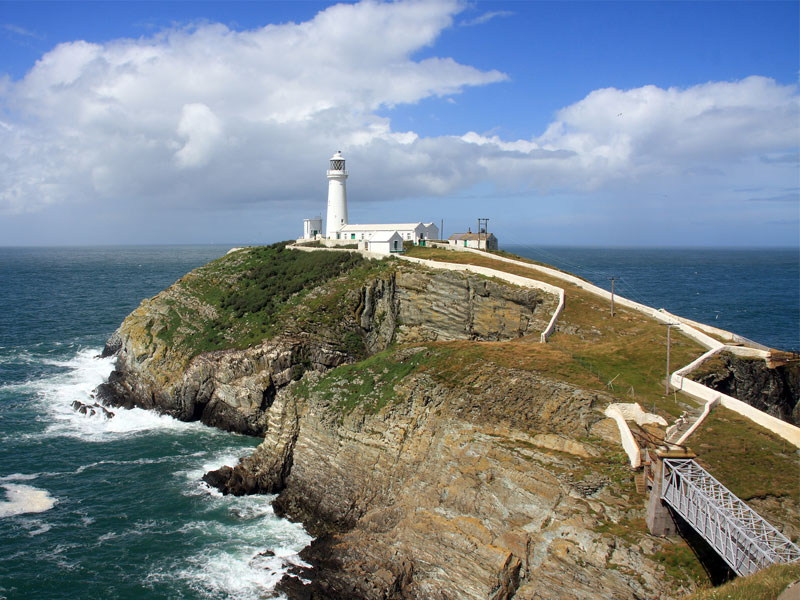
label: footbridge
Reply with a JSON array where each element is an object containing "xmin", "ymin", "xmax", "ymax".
[{"xmin": 655, "ymin": 457, "xmax": 800, "ymax": 576}]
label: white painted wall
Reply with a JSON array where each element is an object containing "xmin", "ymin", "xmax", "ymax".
[
  {"xmin": 303, "ymin": 217, "xmax": 323, "ymax": 240},
  {"xmin": 325, "ymin": 152, "xmax": 348, "ymax": 239},
  {"xmin": 604, "ymin": 405, "xmax": 642, "ymax": 468}
]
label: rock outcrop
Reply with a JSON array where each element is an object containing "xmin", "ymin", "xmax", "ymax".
[
  {"xmin": 97, "ymin": 251, "xmax": 556, "ymax": 436},
  {"xmin": 205, "ymin": 349, "xmax": 686, "ymax": 599},
  {"xmin": 694, "ymin": 353, "xmax": 800, "ymax": 426},
  {"xmin": 96, "ymin": 247, "xmax": 706, "ymax": 599}
]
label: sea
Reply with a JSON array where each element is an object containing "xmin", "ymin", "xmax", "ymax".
[{"xmin": 0, "ymin": 244, "xmax": 797, "ymax": 599}]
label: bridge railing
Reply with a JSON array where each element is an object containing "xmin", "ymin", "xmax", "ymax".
[{"xmin": 662, "ymin": 458, "xmax": 800, "ymax": 577}]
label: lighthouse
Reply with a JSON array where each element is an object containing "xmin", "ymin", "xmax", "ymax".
[{"xmin": 325, "ymin": 151, "xmax": 348, "ymax": 239}]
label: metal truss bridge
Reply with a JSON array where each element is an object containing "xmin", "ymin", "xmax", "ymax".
[{"xmin": 661, "ymin": 458, "xmax": 800, "ymax": 576}]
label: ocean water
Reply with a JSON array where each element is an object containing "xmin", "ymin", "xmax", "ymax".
[
  {"xmin": 0, "ymin": 247, "xmax": 311, "ymax": 600},
  {"xmin": 0, "ymin": 245, "xmax": 797, "ymax": 599},
  {"xmin": 505, "ymin": 245, "xmax": 800, "ymax": 353}
]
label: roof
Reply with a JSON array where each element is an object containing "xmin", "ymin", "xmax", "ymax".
[
  {"xmin": 448, "ymin": 232, "xmax": 496, "ymax": 241},
  {"xmin": 339, "ymin": 222, "xmax": 423, "ymax": 232},
  {"xmin": 368, "ymin": 230, "xmax": 403, "ymax": 242}
]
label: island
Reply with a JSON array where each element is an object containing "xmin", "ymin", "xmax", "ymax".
[{"xmin": 96, "ymin": 241, "xmax": 800, "ymax": 600}]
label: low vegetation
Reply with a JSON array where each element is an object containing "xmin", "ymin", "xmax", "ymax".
[
  {"xmin": 691, "ymin": 406, "xmax": 800, "ymax": 509},
  {"xmin": 150, "ymin": 242, "xmax": 391, "ymax": 359},
  {"xmin": 679, "ymin": 562, "xmax": 800, "ymax": 600},
  {"xmin": 403, "ymin": 245, "xmax": 705, "ymax": 421}
]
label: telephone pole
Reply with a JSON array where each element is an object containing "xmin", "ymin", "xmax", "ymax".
[{"xmin": 608, "ymin": 277, "xmax": 616, "ymax": 317}]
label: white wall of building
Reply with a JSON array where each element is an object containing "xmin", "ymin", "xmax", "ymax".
[
  {"xmin": 365, "ymin": 231, "xmax": 404, "ymax": 254},
  {"xmin": 303, "ymin": 217, "xmax": 323, "ymax": 240}
]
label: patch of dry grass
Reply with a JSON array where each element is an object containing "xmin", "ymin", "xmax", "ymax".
[{"xmin": 679, "ymin": 562, "xmax": 800, "ymax": 600}]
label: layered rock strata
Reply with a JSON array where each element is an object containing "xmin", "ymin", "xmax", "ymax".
[
  {"xmin": 97, "ymin": 249, "xmax": 693, "ymax": 598},
  {"xmin": 98, "ymin": 256, "xmax": 556, "ymax": 436},
  {"xmin": 207, "ymin": 352, "xmax": 686, "ymax": 599}
]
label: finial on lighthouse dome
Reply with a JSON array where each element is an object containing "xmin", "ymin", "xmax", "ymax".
[{"xmin": 329, "ymin": 151, "xmax": 346, "ymax": 172}]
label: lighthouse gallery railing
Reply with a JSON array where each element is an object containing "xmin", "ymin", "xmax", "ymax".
[{"xmin": 661, "ymin": 458, "xmax": 800, "ymax": 576}]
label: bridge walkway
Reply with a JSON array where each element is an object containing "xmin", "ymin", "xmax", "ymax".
[{"xmin": 660, "ymin": 458, "xmax": 800, "ymax": 577}]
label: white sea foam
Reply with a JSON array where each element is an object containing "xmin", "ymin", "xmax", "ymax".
[
  {"xmin": 21, "ymin": 347, "xmax": 210, "ymax": 442},
  {"xmin": 150, "ymin": 491, "xmax": 312, "ymax": 600},
  {"xmin": 145, "ymin": 450, "xmax": 313, "ymax": 599},
  {"xmin": 0, "ymin": 483, "xmax": 57, "ymax": 518},
  {"xmin": 0, "ymin": 473, "xmax": 39, "ymax": 482},
  {"xmin": 18, "ymin": 517, "xmax": 52, "ymax": 536}
]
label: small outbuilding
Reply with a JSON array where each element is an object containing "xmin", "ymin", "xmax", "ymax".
[
  {"xmin": 365, "ymin": 230, "xmax": 405, "ymax": 255},
  {"xmin": 448, "ymin": 231, "xmax": 498, "ymax": 250}
]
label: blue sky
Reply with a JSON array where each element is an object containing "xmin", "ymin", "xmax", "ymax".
[{"xmin": 0, "ymin": 0, "xmax": 798, "ymax": 246}]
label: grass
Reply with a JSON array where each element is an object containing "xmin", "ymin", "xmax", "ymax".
[
  {"xmin": 690, "ymin": 406, "xmax": 800, "ymax": 503},
  {"xmin": 149, "ymin": 241, "xmax": 393, "ymax": 360},
  {"xmin": 652, "ymin": 542, "xmax": 713, "ymax": 587},
  {"xmin": 679, "ymin": 562, "xmax": 800, "ymax": 600},
  {"xmin": 297, "ymin": 346, "xmax": 429, "ymax": 415},
  {"xmin": 402, "ymin": 245, "xmax": 706, "ymax": 420}
]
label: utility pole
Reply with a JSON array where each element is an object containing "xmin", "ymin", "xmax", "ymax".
[
  {"xmin": 664, "ymin": 323, "xmax": 673, "ymax": 395},
  {"xmin": 608, "ymin": 276, "xmax": 616, "ymax": 317},
  {"xmin": 440, "ymin": 218, "xmax": 443, "ymax": 242}
]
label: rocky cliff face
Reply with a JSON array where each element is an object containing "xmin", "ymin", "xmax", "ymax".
[
  {"xmin": 694, "ymin": 353, "xmax": 800, "ymax": 426},
  {"xmin": 98, "ymin": 250, "xmax": 556, "ymax": 436},
  {"xmin": 206, "ymin": 346, "xmax": 686, "ymax": 600},
  {"xmin": 97, "ymin": 247, "xmax": 699, "ymax": 599}
]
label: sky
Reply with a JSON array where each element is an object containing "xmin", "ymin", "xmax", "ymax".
[{"xmin": 0, "ymin": 0, "xmax": 798, "ymax": 247}]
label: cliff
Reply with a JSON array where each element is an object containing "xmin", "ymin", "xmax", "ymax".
[
  {"xmin": 98, "ymin": 243, "xmax": 556, "ymax": 436},
  {"xmin": 691, "ymin": 352, "xmax": 800, "ymax": 426},
  {"xmin": 207, "ymin": 345, "xmax": 691, "ymax": 599},
  {"xmin": 96, "ymin": 243, "xmax": 799, "ymax": 599}
]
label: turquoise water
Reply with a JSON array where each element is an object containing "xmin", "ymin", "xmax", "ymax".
[
  {"xmin": 0, "ymin": 247, "xmax": 310, "ymax": 600},
  {"xmin": 0, "ymin": 244, "xmax": 797, "ymax": 599}
]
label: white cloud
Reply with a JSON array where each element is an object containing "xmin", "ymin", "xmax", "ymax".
[
  {"xmin": 0, "ymin": 0, "xmax": 797, "ymax": 247},
  {"xmin": 461, "ymin": 76, "xmax": 799, "ymax": 192},
  {"xmin": 459, "ymin": 10, "xmax": 514, "ymax": 27},
  {"xmin": 0, "ymin": 0, "xmax": 508, "ymax": 215},
  {"xmin": 175, "ymin": 103, "xmax": 223, "ymax": 168}
]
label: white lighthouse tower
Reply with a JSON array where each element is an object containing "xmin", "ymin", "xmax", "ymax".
[{"xmin": 325, "ymin": 151, "xmax": 348, "ymax": 239}]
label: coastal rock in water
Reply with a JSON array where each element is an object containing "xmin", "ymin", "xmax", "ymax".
[{"xmin": 71, "ymin": 400, "xmax": 115, "ymax": 419}]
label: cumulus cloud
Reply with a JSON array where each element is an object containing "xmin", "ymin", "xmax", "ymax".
[
  {"xmin": 0, "ymin": 0, "xmax": 505, "ymax": 214},
  {"xmin": 174, "ymin": 103, "xmax": 223, "ymax": 168},
  {"xmin": 0, "ymin": 0, "xmax": 797, "ymax": 237},
  {"xmin": 460, "ymin": 76, "xmax": 799, "ymax": 192}
]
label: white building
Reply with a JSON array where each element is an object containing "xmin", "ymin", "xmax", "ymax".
[
  {"xmin": 300, "ymin": 152, "xmax": 439, "ymax": 249},
  {"xmin": 448, "ymin": 231, "xmax": 498, "ymax": 250},
  {"xmin": 325, "ymin": 151, "xmax": 348, "ymax": 239},
  {"xmin": 363, "ymin": 230, "xmax": 404, "ymax": 254},
  {"xmin": 303, "ymin": 217, "xmax": 323, "ymax": 240},
  {"xmin": 338, "ymin": 222, "xmax": 434, "ymax": 245}
]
